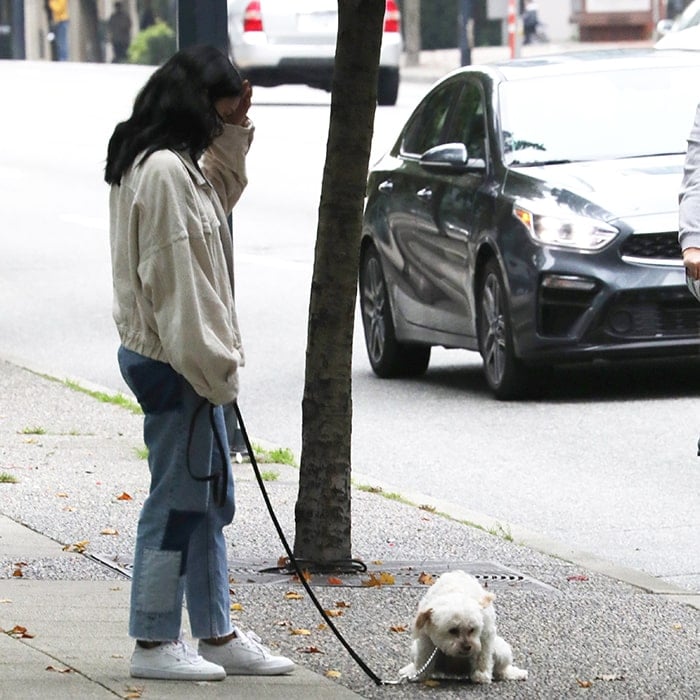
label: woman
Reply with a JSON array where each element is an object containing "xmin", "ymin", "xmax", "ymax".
[{"xmin": 105, "ymin": 45, "xmax": 294, "ymax": 681}]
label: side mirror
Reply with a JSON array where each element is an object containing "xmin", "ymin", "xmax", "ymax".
[
  {"xmin": 420, "ymin": 142, "xmax": 485, "ymax": 173},
  {"xmin": 656, "ymin": 19, "xmax": 674, "ymax": 37}
]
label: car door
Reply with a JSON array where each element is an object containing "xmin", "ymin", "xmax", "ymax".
[
  {"xmin": 387, "ymin": 80, "xmax": 465, "ymax": 334},
  {"xmin": 393, "ymin": 78, "xmax": 489, "ymax": 338},
  {"xmin": 434, "ymin": 78, "xmax": 492, "ymax": 339}
]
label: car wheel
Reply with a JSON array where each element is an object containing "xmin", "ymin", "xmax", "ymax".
[
  {"xmin": 377, "ymin": 67, "xmax": 399, "ymax": 106},
  {"xmin": 477, "ymin": 259, "xmax": 530, "ymax": 399},
  {"xmin": 360, "ymin": 245, "xmax": 431, "ymax": 377}
]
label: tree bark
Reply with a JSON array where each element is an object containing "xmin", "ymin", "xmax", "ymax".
[{"xmin": 294, "ymin": 0, "xmax": 385, "ymax": 566}]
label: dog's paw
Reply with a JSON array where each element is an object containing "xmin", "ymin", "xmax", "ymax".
[
  {"xmin": 471, "ymin": 669, "xmax": 493, "ymax": 684},
  {"xmin": 502, "ymin": 665, "xmax": 528, "ymax": 681},
  {"xmin": 399, "ymin": 662, "xmax": 416, "ymax": 679}
]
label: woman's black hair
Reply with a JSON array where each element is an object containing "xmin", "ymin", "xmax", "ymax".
[{"xmin": 105, "ymin": 45, "xmax": 243, "ymax": 185}]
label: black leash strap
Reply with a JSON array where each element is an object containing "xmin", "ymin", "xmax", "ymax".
[{"xmin": 232, "ymin": 402, "xmax": 398, "ymax": 686}]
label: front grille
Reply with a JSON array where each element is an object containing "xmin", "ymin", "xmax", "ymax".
[
  {"xmin": 620, "ymin": 232, "xmax": 682, "ymax": 263},
  {"xmin": 603, "ymin": 288, "xmax": 700, "ymax": 339}
]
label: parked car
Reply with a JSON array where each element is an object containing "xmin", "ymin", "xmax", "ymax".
[
  {"xmin": 227, "ymin": 0, "xmax": 402, "ymax": 105},
  {"xmin": 657, "ymin": 0, "xmax": 700, "ymax": 40},
  {"xmin": 359, "ymin": 49, "xmax": 700, "ymax": 399}
]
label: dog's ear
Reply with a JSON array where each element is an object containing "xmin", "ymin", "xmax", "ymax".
[
  {"xmin": 479, "ymin": 592, "xmax": 495, "ymax": 608},
  {"xmin": 415, "ymin": 608, "xmax": 433, "ymax": 631}
]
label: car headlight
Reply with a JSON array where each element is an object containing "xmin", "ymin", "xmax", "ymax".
[{"xmin": 513, "ymin": 205, "xmax": 618, "ymax": 251}]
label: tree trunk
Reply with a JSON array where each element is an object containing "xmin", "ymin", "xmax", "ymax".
[{"xmin": 294, "ymin": 0, "xmax": 385, "ymax": 566}]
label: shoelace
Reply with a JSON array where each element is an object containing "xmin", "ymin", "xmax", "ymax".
[{"xmin": 236, "ymin": 628, "xmax": 271, "ymax": 656}]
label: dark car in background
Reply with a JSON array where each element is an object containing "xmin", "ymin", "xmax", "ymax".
[{"xmin": 359, "ymin": 49, "xmax": 700, "ymax": 399}]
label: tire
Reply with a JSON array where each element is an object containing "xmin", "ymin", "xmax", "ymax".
[
  {"xmin": 360, "ymin": 245, "xmax": 431, "ymax": 377},
  {"xmin": 477, "ymin": 259, "xmax": 532, "ymax": 399},
  {"xmin": 377, "ymin": 67, "xmax": 399, "ymax": 106}
]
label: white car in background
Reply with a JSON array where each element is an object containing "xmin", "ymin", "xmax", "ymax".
[
  {"xmin": 656, "ymin": 0, "xmax": 700, "ymax": 49},
  {"xmin": 227, "ymin": 0, "xmax": 403, "ymax": 105}
]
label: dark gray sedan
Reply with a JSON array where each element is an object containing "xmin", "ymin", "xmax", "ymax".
[{"xmin": 360, "ymin": 49, "xmax": 700, "ymax": 398}]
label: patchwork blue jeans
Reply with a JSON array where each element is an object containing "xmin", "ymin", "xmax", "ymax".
[{"xmin": 118, "ymin": 347, "xmax": 235, "ymax": 641}]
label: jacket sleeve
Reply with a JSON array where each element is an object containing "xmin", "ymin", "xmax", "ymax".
[
  {"xmin": 201, "ymin": 121, "xmax": 255, "ymax": 214},
  {"xmin": 135, "ymin": 155, "xmax": 241, "ymax": 405},
  {"xmin": 679, "ymin": 104, "xmax": 700, "ymax": 251}
]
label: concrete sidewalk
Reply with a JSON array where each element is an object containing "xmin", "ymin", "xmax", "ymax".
[{"xmin": 1, "ymin": 356, "xmax": 698, "ymax": 699}]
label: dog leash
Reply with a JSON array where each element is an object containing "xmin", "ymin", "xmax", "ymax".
[{"xmin": 233, "ymin": 402, "xmax": 408, "ymax": 686}]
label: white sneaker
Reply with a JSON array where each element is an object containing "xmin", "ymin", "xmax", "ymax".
[
  {"xmin": 130, "ymin": 639, "xmax": 226, "ymax": 681},
  {"xmin": 199, "ymin": 626, "xmax": 295, "ymax": 676}
]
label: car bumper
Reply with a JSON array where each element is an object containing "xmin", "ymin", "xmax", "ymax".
[
  {"xmin": 508, "ymin": 248, "xmax": 700, "ymax": 363},
  {"xmin": 232, "ymin": 33, "xmax": 402, "ymax": 71}
]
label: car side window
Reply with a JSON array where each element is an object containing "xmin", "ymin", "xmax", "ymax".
[
  {"xmin": 448, "ymin": 82, "xmax": 487, "ymax": 161},
  {"xmin": 400, "ymin": 83, "xmax": 461, "ymax": 156}
]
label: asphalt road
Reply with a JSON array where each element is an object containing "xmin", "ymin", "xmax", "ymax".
[{"xmin": 0, "ymin": 60, "xmax": 698, "ymax": 595}]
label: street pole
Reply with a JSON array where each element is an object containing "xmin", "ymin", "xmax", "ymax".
[
  {"xmin": 459, "ymin": 0, "xmax": 473, "ymax": 66},
  {"xmin": 508, "ymin": 0, "xmax": 517, "ymax": 59},
  {"xmin": 177, "ymin": 0, "xmax": 229, "ymax": 53}
]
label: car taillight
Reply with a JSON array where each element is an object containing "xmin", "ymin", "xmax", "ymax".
[
  {"xmin": 243, "ymin": 0, "xmax": 263, "ymax": 32},
  {"xmin": 384, "ymin": 0, "xmax": 400, "ymax": 33}
]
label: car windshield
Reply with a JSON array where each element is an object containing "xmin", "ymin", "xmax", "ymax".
[
  {"xmin": 674, "ymin": 0, "xmax": 700, "ymax": 31},
  {"xmin": 499, "ymin": 64, "xmax": 700, "ymax": 166}
]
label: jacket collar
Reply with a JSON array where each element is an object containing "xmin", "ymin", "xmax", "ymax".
[{"xmin": 172, "ymin": 149, "xmax": 207, "ymax": 187}]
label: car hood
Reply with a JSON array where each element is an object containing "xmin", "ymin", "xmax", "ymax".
[{"xmin": 509, "ymin": 155, "xmax": 684, "ymax": 230}]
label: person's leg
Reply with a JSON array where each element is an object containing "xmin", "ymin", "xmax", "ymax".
[
  {"xmin": 54, "ymin": 21, "xmax": 69, "ymax": 60},
  {"xmin": 184, "ymin": 403, "xmax": 236, "ymax": 640},
  {"xmin": 119, "ymin": 348, "xmax": 220, "ymax": 641}
]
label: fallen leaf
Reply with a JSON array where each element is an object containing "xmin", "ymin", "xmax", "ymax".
[
  {"xmin": 567, "ymin": 574, "xmax": 589, "ymax": 582},
  {"xmin": 56, "ymin": 493, "xmax": 69, "ymax": 498},
  {"xmin": 672, "ymin": 623, "xmax": 683, "ymax": 631},
  {"xmin": 291, "ymin": 628, "xmax": 311, "ymax": 636},
  {"xmin": 419, "ymin": 504, "xmax": 436, "ymax": 512},
  {"xmin": 12, "ymin": 568, "xmax": 23, "ymax": 578},
  {"xmin": 277, "ymin": 555, "xmax": 289, "ymax": 568},
  {"xmin": 576, "ymin": 678, "xmax": 593, "ymax": 688},
  {"xmin": 284, "ymin": 591, "xmax": 303, "ymax": 600},
  {"xmin": 124, "ymin": 686, "xmax": 144, "ymax": 698},
  {"xmin": 371, "ymin": 559, "xmax": 383, "ymax": 565},
  {"xmin": 116, "ymin": 492, "xmax": 133, "ymax": 501},
  {"xmin": 0, "ymin": 599, "xmax": 12, "ymax": 604},
  {"xmin": 389, "ymin": 625, "xmax": 408, "ymax": 633},
  {"xmin": 323, "ymin": 609, "xmax": 343, "ymax": 618},
  {"xmin": 361, "ymin": 571, "xmax": 396, "ymax": 587},
  {"xmin": 45, "ymin": 665, "xmax": 72, "ymax": 673},
  {"xmin": 418, "ymin": 572, "xmax": 435, "ymax": 585},
  {"xmin": 230, "ymin": 602, "xmax": 244, "ymax": 611},
  {"xmin": 292, "ymin": 569, "xmax": 313, "ymax": 583},
  {"xmin": 63, "ymin": 506, "xmax": 77, "ymax": 512},
  {"xmin": 63, "ymin": 540, "xmax": 89, "ymax": 553},
  {"xmin": 7, "ymin": 625, "xmax": 34, "ymax": 639},
  {"xmin": 316, "ymin": 623, "xmax": 328, "ymax": 631},
  {"xmin": 327, "ymin": 576, "xmax": 343, "ymax": 585},
  {"xmin": 100, "ymin": 528, "xmax": 119, "ymax": 536},
  {"xmin": 325, "ymin": 670, "xmax": 341, "ymax": 678},
  {"xmin": 334, "ymin": 600, "xmax": 350, "ymax": 608},
  {"xmin": 297, "ymin": 645, "xmax": 323, "ymax": 654}
]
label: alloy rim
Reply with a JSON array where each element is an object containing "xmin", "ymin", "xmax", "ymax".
[
  {"xmin": 363, "ymin": 257, "xmax": 387, "ymax": 363},
  {"xmin": 481, "ymin": 273, "xmax": 507, "ymax": 385}
]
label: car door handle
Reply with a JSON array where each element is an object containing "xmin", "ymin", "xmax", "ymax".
[
  {"xmin": 378, "ymin": 180, "xmax": 394, "ymax": 193},
  {"xmin": 416, "ymin": 187, "xmax": 433, "ymax": 201}
]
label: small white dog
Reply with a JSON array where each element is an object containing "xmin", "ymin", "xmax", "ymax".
[{"xmin": 400, "ymin": 570, "xmax": 528, "ymax": 684}]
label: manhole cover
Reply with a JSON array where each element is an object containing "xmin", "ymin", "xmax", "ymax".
[{"xmin": 84, "ymin": 555, "xmax": 556, "ymax": 593}]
